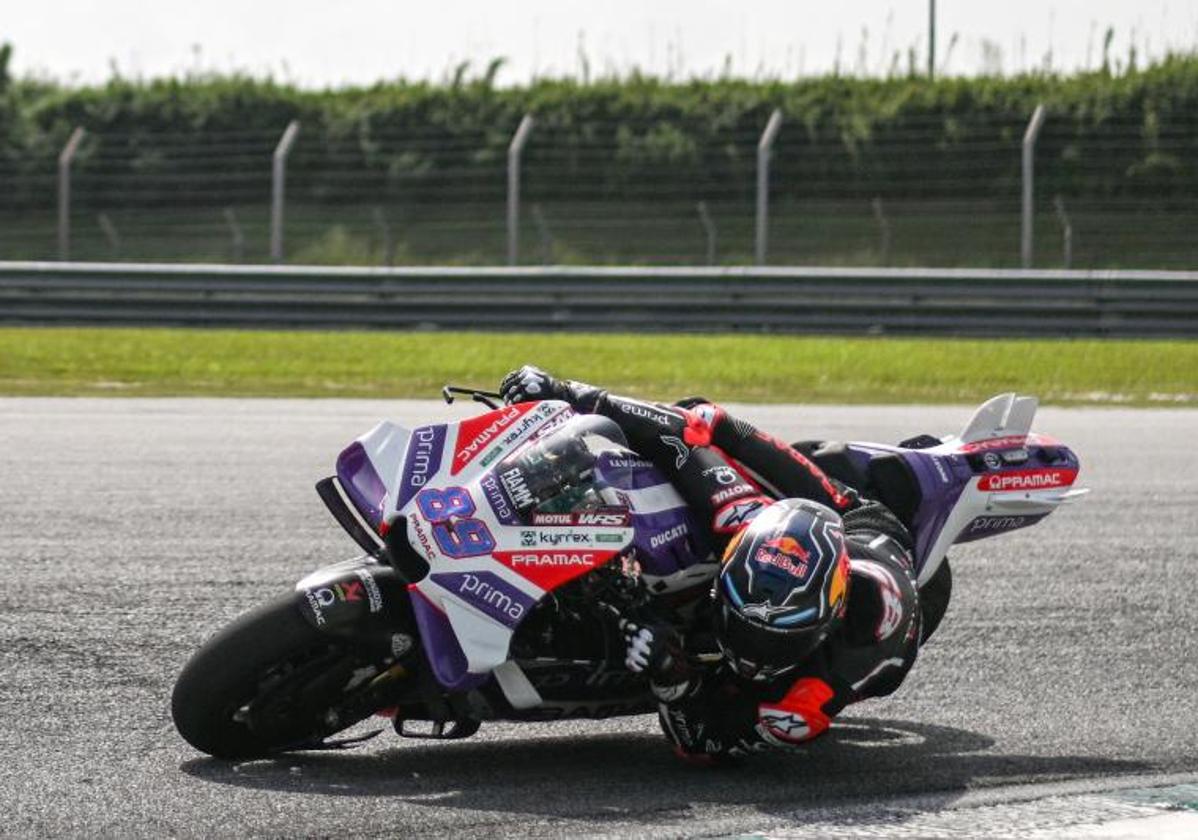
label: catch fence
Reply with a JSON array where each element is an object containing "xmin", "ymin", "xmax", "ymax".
[{"xmin": 0, "ymin": 109, "xmax": 1194, "ymax": 270}]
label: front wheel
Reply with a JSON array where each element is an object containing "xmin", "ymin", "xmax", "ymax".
[{"xmin": 171, "ymin": 596, "xmax": 397, "ymax": 759}]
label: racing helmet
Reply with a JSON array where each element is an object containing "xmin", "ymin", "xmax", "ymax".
[{"xmin": 714, "ymin": 498, "xmax": 851, "ymax": 681}]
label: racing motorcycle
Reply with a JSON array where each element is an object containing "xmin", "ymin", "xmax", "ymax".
[{"xmin": 171, "ymin": 388, "xmax": 1087, "ymax": 758}]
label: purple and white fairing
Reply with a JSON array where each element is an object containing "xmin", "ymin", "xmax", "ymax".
[
  {"xmin": 335, "ymin": 422, "xmax": 411, "ymax": 529},
  {"xmin": 831, "ymin": 441, "xmax": 975, "ymax": 577},
  {"xmin": 332, "ymin": 412, "xmax": 709, "ymax": 589},
  {"xmin": 592, "ymin": 452, "xmax": 713, "ymax": 582},
  {"xmin": 408, "ymin": 587, "xmax": 482, "ymax": 691},
  {"xmin": 327, "ymin": 403, "xmax": 721, "ymax": 691}
]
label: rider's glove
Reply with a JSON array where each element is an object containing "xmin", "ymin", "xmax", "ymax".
[
  {"xmin": 500, "ymin": 365, "xmax": 608, "ymax": 412},
  {"xmin": 500, "ymin": 365, "xmax": 567, "ymax": 405},
  {"xmin": 622, "ymin": 621, "xmax": 694, "ymax": 701}
]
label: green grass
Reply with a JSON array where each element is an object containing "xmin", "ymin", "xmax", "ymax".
[{"xmin": 1, "ymin": 327, "xmax": 1195, "ymax": 406}]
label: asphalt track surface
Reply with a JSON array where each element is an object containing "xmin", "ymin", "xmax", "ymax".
[{"xmin": 2, "ymin": 397, "xmax": 1196, "ymax": 838}]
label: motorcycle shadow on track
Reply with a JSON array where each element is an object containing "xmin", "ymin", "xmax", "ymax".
[{"xmin": 180, "ymin": 716, "xmax": 1148, "ymax": 819}]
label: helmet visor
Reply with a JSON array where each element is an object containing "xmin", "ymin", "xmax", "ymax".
[{"xmin": 715, "ymin": 597, "xmax": 824, "ymax": 678}]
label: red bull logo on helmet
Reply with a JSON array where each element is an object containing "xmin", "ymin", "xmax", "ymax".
[{"xmin": 754, "ymin": 536, "xmax": 812, "ymax": 579}]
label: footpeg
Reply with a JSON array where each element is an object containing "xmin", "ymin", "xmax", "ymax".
[{"xmin": 393, "ymin": 716, "xmax": 480, "ymax": 740}]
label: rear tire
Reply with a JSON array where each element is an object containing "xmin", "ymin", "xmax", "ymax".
[
  {"xmin": 172, "ymin": 596, "xmax": 355, "ymax": 759},
  {"xmin": 918, "ymin": 559, "xmax": 952, "ymax": 644}
]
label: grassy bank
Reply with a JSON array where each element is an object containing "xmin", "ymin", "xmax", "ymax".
[{"xmin": 0, "ymin": 327, "xmax": 1194, "ymax": 406}]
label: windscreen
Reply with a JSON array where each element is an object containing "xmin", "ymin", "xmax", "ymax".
[{"xmin": 491, "ymin": 414, "xmax": 631, "ymax": 524}]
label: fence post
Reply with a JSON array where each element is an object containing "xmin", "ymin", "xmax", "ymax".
[
  {"xmin": 57, "ymin": 127, "xmax": 86, "ymax": 261},
  {"xmin": 223, "ymin": 208, "xmax": 245, "ymax": 262},
  {"xmin": 270, "ymin": 120, "xmax": 300, "ymax": 264},
  {"xmin": 97, "ymin": 213, "xmax": 120, "ymax": 258},
  {"xmin": 1053, "ymin": 195, "xmax": 1073, "ymax": 269},
  {"xmin": 697, "ymin": 201, "xmax": 717, "ymax": 265},
  {"xmin": 1021, "ymin": 104, "xmax": 1046, "ymax": 269},
  {"xmin": 373, "ymin": 206, "xmax": 396, "ymax": 267},
  {"xmin": 871, "ymin": 197, "xmax": 892, "ymax": 266},
  {"xmin": 507, "ymin": 114, "xmax": 535, "ymax": 266},
  {"xmin": 531, "ymin": 203, "xmax": 553, "ymax": 265},
  {"xmin": 928, "ymin": 0, "xmax": 937, "ymax": 79},
  {"xmin": 755, "ymin": 109, "xmax": 783, "ymax": 266}
]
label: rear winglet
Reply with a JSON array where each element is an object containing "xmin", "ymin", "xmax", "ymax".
[{"xmin": 958, "ymin": 393, "xmax": 1039, "ymax": 444}]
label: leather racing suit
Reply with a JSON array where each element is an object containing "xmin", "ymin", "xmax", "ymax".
[{"xmin": 501, "ymin": 370, "xmax": 923, "ymax": 761}]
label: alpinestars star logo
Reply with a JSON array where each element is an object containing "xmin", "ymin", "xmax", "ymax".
[
  {"xmin": 740, "ymin": 601, "xmax": 796, "ymax": 622},
  {"xmin": 715, "ymin": 499, "xmax": 764, "ymax": 532},
  {"xmin": 758, "ymin": 709, "xmax": 811, "ymax": 744}
]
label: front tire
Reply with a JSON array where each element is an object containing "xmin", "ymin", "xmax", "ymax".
[{"xmin": 172, "ymin": 596, "xmax": 368, "ymax": 759}]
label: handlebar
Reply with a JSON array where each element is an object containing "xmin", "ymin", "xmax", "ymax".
[{"xmin": 441, "ymin": 385, "xmax": 504, "ymax": 410}]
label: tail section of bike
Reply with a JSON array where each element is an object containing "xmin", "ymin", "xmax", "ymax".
[{"xmin": 816, "ymin": 394, "xmax": 1089, "ymax": 586}]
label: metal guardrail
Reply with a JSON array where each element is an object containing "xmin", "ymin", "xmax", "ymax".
[{"xmin": 1, "ymin": 261, "xmax": 1197, "ymax": 337}]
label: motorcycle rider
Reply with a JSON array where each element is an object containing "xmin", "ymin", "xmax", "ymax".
[{"xmin": 499, "ymin": 365, "xmax": 933, "ymax": 762}]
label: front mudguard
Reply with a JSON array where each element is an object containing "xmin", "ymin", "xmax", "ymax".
[{"xmin": 294, "ymin": 558, "xmax": 416, "ymax": 660}]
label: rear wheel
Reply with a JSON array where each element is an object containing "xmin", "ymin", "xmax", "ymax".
[
  {"xmin": 918, "ymin": 559, "xmax": 952, "ymax": 644},
  {"xmin": 171, "ymin": 596, "xmax": 397, "ymax": 759}
]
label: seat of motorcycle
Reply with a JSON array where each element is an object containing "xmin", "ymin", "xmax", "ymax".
[
  {"xmin": 792, "ymin": 440, "xmax": 870, "ymax": 490},
  {"xmin": 865, "ymin": 452, "xmax": 922, "ymax": 530},
  {"xmin": 793, "ymin": 440, "xmax": 921, "ymax": 530}
]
